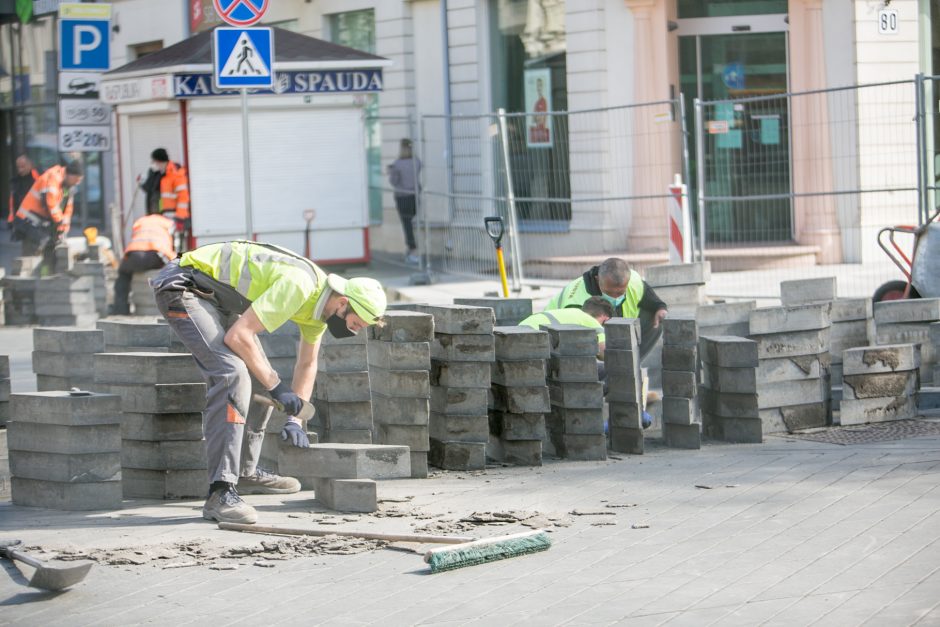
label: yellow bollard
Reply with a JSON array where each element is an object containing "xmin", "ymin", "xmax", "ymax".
[{"xmin": 83, "ymin": 226, "xmax": 98, "ymax": 245}]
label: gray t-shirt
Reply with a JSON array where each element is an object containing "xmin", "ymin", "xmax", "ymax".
[{"xmin": 388, "ymin": 157, "xmax": 421, "ymax": 197}]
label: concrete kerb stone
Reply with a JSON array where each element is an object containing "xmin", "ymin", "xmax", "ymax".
[
  {"xmin": 488, "ymin": 411, "xmax": 546, "ymax": 440},
  {"xmin": 319, "ymin": 345, "xmax": 368, "ymax": 372},
  {"xmin": 121, "ymin": 412, "xmax": 204, "ymax": 442},
  {"xmin": 453, "ymin": 297, "xmax": 533, "ymax": 325},
  {"xmin": 697, "ymin": 301, "xmax": 756, "ymax": 327},
  {"xmin": 542, "ymin": 324, "xmax": 599, "ymax": 357},
  {"xmin": 491, "ymin": 359, "xmax": 548, "ymax": 387},
  {"xmin": 313, "ymin": 478, "xmax": 378, "ymax": 513},
  {"xmin": 428, "ymin": 413, "xmax": 489, "ymax": 443},
  {"xmin": 11, "ymin": 476, "xmax": 122, "ymax": 511},
  {"xmin": 371, "ymin": 394, "xmax": 430, "ymax": 425},
  {"xmin": 490, "ymin": 384, "xmax": 551, "ymax": 414},
  {"xmin": 0, "ymin": 356, "xmax": 9, "ymax": 379},
  {"xmin": 873, "ymin": 298, "xmax": 940, "ymax": 324},
  {"xmin": 663, "ymin": 317, "xmax": 698, "ymax": 348},
  {"xmin": 98, "ymin": 383, "xmax": 207, "ymax": 414},
  {"xmin": 662, "ymin": 346, "xmax": 698, "ymax": 372},
  {"xmin": 842, "ymin": 344, "xmax": 920, "ymax": 376},
  {"xmin": 646, "ymin": 261, "xmax": 711, "ymax": 287},
  {"xmin": 370, "ymin": 311, "xmax": 434, "ymax": 343},
  {"xmin": 831, "ymin": 298, "xmax": 873, "ymax": 323},
  {"xmin": 842, "ymin": 371, "xmax": 919, "ymax": 400},
  {"xmin": 547, "ymin": 354, "xmax": 598, "ymax": 383},
  {"xmin": 12, "ymin": 450, "xmax": 123, "ymax": 483},
  {"xmin": 661, "ymin": 396, "xmax": 697, "ymax": 426},
  {"xmin": 367, "ymin": 341, "xmax": 431, "ymax": 370},
  {"xmin": 277, "ymin": 443, "xmax": 411, "ymax": 482},
  {"xmin": 8, "ymin": 421, "xmax": 121, "ymax": 454},
  {"xmin": 430, "ymin": 386, "xmax": 490, "ymax": 415},
  {"xmin": 375, "ymin": 424, "xmax": 429, "ymax": 452},
  {"xmin": 662, "ymin": 422, "xmax": 702, "ymax": 449},
  {"xmin": 313, "ymin": 371, "xmax": 372, "ymax": 402},
  {"xmin": 757, "ymin": 353, "xmax": 828, "ymax": 383},
  {"xmin": 779, "ymin": 277, "xmax": 837, "ymax": 305},
  {"xmin": 550, "ymin": 432, "xmax": 607, "ymax": 460},
  {"xmin": 94, "ymin": 352, "xmax": 202, "ymax": 385},
  {"xmin": 606, "ymin": 402, "xmax": 641, "ymax": 429},
  {"xmin": 661, "ymin": 370, "xmax": 698, "ymax": 398},
  {"xmin": 11, "ymin": 391, "xmax": 122, "ymax": 426},
  {"xmin": 700, "ymin": 363, "xmax": 757, "ymax": 394},
  {"xmin": 368, "ymin": 367, "xmax": 431, "ymax": 398},
  {"xmin": 409, "ymin": 304, "xmax": 495, "ymax": 335},
  {"xmin": 749, "ymin": 303, "xmax": 831, "ymax": 336},
  {"xmin": 32, "ymin": 351, "xmax": 97, "ymax": 379},
  {"xmin": 428, "ymin": 439, "xmax": 485, "ymax": 471},
  {"xmin": 431, "ymin": 333, "xmax": 496, "ymax": 362},
  {"xmin": 313, "ymin": 401, "xmax": 375, "ymax": 431},
  {"xmin": 493, "ymin": 326, "xmax": 550, "ymax": 360},
  {"xmin": 33, "ymin": 327, "xmax": 104, "ymax": 354},
  {"xmin": 548, "ymin": 380, "xmax": 604, "ymax": 408},
  {"xmin": 840, "ymin": 395, "xmax": 917, "ymax": 425},
  {"xmin": 757, "ymin": 378, "xmax": 827, "ymax": 409},
  {"xmin": 753, "ymin": 328, "xmax": 830, "ymax": 359},
  {"xmin": 604, "ymin": 318, "xmax": 641, "ymax": 351},
  {"xmin": 760, "ymin": 403, "xmax": 829, "ymax": 433},
  {"xmin": 430, "ymin": 359, "xmax": 491, "ymax": 389},
  {"xmin": 608, "ymin": 427, "xmax": 643, "ymax": 455}
]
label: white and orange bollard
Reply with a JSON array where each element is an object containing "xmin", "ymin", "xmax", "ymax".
[{"xmin": 667, "ymin": 174, "xmax": 692, "ymax": 263}]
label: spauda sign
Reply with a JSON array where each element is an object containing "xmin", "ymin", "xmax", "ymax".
[{"xmin": 174, "ymin": 69, "xmax": 383, "ymax": 97}]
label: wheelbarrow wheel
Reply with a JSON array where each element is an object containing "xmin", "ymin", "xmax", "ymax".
[{"xmin": 873, "ymin": 280, "xmax": 920, "ymax": 303}]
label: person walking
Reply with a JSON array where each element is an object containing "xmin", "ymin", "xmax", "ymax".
[
  {"xmin": 11, "ymin": 160, "xmax": 83, "ymax": 266},
  {"xmin": 151, "ymin": 240, "xmax": 388, "ymax": 524},
  {"xmin": 387, "ymin": 138, "xmax": 421, "ymax": 265},
  {"xmin": 111, "ymin": 213, "xmax": 176, "ymax": 315},
  {"xmin": 6, "ymin": 154, "xmax": 38, "ymax": 227},
  {"xmin": 140, "ymin": 148, "xmax": 191, "ymax": 251}
]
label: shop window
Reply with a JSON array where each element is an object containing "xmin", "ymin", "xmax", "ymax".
[
  {"xmin": 130, "ymin": 41, "xmax": 163, "ymax": 60},
  {"xmin": 678, "ymin": 0, "xmax": 787, "ymax": 19},
  {"xmin": 328, "ymin": 9, "xmax": 383, "ymax": 225},
  {"xmin": 490, "ymin": 0, "xmax": 569, "ymax": 225}
]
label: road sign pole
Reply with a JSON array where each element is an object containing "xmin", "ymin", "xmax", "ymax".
[{"xmin": 241, "ymin": 87, "xmax": 253, "ymax": 240}]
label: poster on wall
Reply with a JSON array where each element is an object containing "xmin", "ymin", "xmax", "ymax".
[{"xmin": 524, "ymin": 68, "xmax": 552, "ymax": 149}]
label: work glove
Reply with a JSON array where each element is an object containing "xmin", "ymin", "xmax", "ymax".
[
  {"xmin": 268, "ymin": 381, "xmax": 304, "ymax": 417},
  {"xmin": 280, "ymin": 420, "xmax": 310, "ymax": 448}
]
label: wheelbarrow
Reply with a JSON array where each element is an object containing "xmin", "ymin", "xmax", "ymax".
[{"xmin": 874, "ymin": 207, "xmax": 940, "ymax": 302}]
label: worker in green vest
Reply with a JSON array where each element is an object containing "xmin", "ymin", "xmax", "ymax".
[
  {"xmin": 150, "ymin": 240, "xmax": 387, "ymax": 525},
  {"xmin": 545, "ymin": 257, "xmax": 668, "ymax": 361},
  {"xmin": 519, "ymin": 296, "xmax": 613, "ymax": 358}
]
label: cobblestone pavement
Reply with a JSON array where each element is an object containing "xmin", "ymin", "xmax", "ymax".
[{"xmin": 2, "ymin": 433, "xmax": 940, "ymax": 625}]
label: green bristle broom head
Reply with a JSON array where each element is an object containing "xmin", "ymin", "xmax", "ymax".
[{"xmin": 427, "ymin": 531, "xmax": 552, "ymax": 573}]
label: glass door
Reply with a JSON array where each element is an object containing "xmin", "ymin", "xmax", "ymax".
[{"xmin": 681, "ymin": 30, "xmax": 791, "ymax": 243}]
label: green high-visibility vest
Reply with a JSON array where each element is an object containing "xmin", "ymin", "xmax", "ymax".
[
  {"xmin": 546, "ymin": 270, "xmax": 645, "ymax": 318},
  {"xmin": 519, "ymin": 308, "xmax": 605, "ymax": 346}
]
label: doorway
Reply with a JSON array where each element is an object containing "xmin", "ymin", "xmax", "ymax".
[{"xmin": 679, "ymin": 14, "xmax": 790, "ymax": 244}]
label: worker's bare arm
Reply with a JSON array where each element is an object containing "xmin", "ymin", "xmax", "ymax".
[
  {"xmin": 223, "ymin": 308, "xmax": 279, "ymax": 389},
  {"xmin": 292, "ymin": 339, "xmax": 319, "ymax": 405}
]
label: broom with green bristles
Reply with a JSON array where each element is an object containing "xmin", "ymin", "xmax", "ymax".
[{"xmin": 423, "ymin": 529, "xmax": 552, "ymax": 573}]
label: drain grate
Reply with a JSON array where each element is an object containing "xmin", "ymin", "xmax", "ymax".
[{"xmin": 784, "ymin": 419, "xmax": 940, "ymax": 445}]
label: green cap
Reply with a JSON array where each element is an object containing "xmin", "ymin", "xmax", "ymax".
[{"xmin": 326, "ymin": 274, "xmax": 387, "ymax": 324}]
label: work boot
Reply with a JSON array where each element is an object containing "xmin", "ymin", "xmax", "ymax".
[
  {"xmin": 236, "ymin": 468, "xmax": 301, "ymax": 495},
  {"xmin": 202, "ymin": 485, "xmax": 257, "ymax": 524}
]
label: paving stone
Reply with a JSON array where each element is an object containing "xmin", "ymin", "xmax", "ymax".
[
  {"xmin": 716, "ymin": 417, "xmax": 763, "ymax": 443},
  {"xmin": 375, "ymin": 424, "xmax": 429, "ymax": 452},
  {"xmin": 700, "ymin": 364, "xmax": 757, "ymax": 393},
  {"xmin": 548, "ymin": 380, "xmax": 604, "ymax": 408},
  {"xmin": 31, "ymin": 351, "xmax": 96, "ymax": 379},
  {"xmin": 663, "ymin": 422, "xmax": 702, "ymax": 449},
  {"xmin": 11, "ymin": 391, "xmax": 122, "ymax": 426},
  {"xmin": 320, "ymin": 345, "xmax": 368, "ymax": 372},
  {"xmin": 842, "ymin": 344, "xmax": 920, "ymax": 375},
  {"xmin": 488, "ymin": 411, "xmax": 546, "ymax": 440},
  {"xmin": 409, "ymin": 452, "xmax": 429, "ymax": 478},
  {"xmin": 369, "ymin": 366, "xmax": 430, "ymax": 398},
  {"xmin": 840, "ymin": 395, "xmax": 917, "ymax": 425},
  {"xmin": 663, "ymin": 317, "xmax": 698, "ymax": 348},
  {"xmin": 431, "ymin": 333, "xmax": 495, "ymax": 362},
  {"xmin": 430, "ymin": 386, "xmax": 489, "ymax": 415},
  {"xmin": 35, "ymin": 374, "xmax": 93, "ymax": 392},
  {"xmin": 759, "ymin": 403, "xmax": 829, "ymax": 433},
  {"xmin": 698, "ymin": 322, "xmax": 751, "ymax": 337},
  {"xmin": 546, "ymin": 354, "xmax": 598, "ymax": 383},
  {"xmin": 98, "ymin": 383, "xmax": 206, "ymax": 413},
  {"xmin": 314, "ymin": 478, "xmax": 377, "ymax": 513},
  {"xmin": 830, "ymin": 297, "xmax": 873, "ymax": 322},
  {"xmin": 542, "ymin": 324, "xmax": 599, "ymax": 357},
  {"xmin": 604, "ymin": 318, "xmax": 641, "ymax": 351},
  {"xmin": 121, "ymin": 440, "xmax": 164, "ymax": 470},
  {"xmin": 550, "ymin": 432, "xmax": 607, "ymax": 460},
  {"xmin": 487, "ymin": 437, "xmax": 543, "ymax": 466},
  {"xmin": 758, "ymin": 377, "xmax": 826, "ymax": 409},
  {"xmin": 371, "ymin": 394, "xmax": 429, "ymax": 426},
  {"xmin": 410, "ymin": 304, "xmax": 495, "ymax": 335},
  {"xmin": 873, "ymin": 298, "xmax": 940, "ymax": 324},
  {"xmin": 312, "ymin": 401, "xmax": 374, "ymax": 431},
  {"xmin": 369, "ymin": 311, "xmax": 434, "ymax": 342},
  {"xmin": 430, "ymin": 359, "xmax": 490, "ymax": 388},
  {"xmin": 604, "ymin": 348, "xmax": 640, "ymax": 379},
  {"xmin": 750, "ymin": 303, "xmax": 831, "ymax": 335},
  {"xmin": 696, "ymin": 300, "xmax": 756, "ymax": 327},
  {"xmin": 429, "ymin": 413, "xmax": 489, "ymax": 443},
  {"xmin": 453, "ymin": 297, "xmax": 532, "ymax": 325},
  {"xmin": 606, "ymin": 402, "xmax": 641, "ymax": 430},
  {"xmin": 490, "ymin": 359, "xmax": 547, "ymax": 387},
  {"xmin": 493, "ymin": 327, "xmax": 550, "ymax": 360},
  {"xmin": 662, "ymin": 396, "xmax": 698, "ymax": 426},
  {"xmin": 652, "ymin": 284, "xmax": 707, "ymax": 306},
  {"xmin": 698, "ymin": 388, "xmax": 759, "ymax": 419},
  {"xmin": 842, "ymin": 371, "xmax": 918, "ymax": 400},
  {"xmin": 662, "ymin": 369, "xmax": 698, "ymax": 398},
  {"xmin": 10, "ymin": 450, "xmax": 121, "ymax": 483},
  {"xmin": 646, "ymin": 261, "xmax": 711, "ymax": 286},
  {"xmin": 757, "ymin": 354, "xmax": 827, "ymax": 383},
  {"xmin": 830, "ymin": 320, "xmax": 873, "ymax": 354},
  {"xmin": 428, "ymin": 439, "xmax": 485, "ymax": 471},
  {"xmin": 313, "ymin": 371, "xmax": 371, "ymax": 402},
  {"xmin": 662, "ymin": 346, "xmax": 698, "ymax": 372},
  {"xmin": 8, "ymin": 421, "xmax": 121, "ymax": 454},
  {"xmin": 323, "ymin": 429, "xmax": 373, "ymax": 445},
  {"xmin": 699, "ymin": 336, "xmax": 759, "ymax": 367},
  {"xmin": 164, "ymin": 469, "xmax": 206, "ymax": 499},
  {"xmin": 277, "ymin": 443, "xmax": 411, "ymax": 481},
  {"xmin": 121, "ymin": 468, "xmax": 166, "ymax": 499},
  {"xmin": 874, "ymin": 322, "xmax": 930, "ymax": 345},
  {"xmin": 780, "ymin": 277, "xmax": 837, "ymax": 305},
  {"xmin": 490, "ymin": 384, "xmax": 551, "ymax": 414},
  {"xmin": 754, "ymin": 328, "xmax": 829, "ymax": 359},
  {"xmin": 160, "ymin": 440, "xmax": 208, "ymax": 469},
  {"xmin": 367, "ymin": 341, "xmax": 430, "ymax": 370},
  {"xmin": 32, "ymin": 327, "xmax": 104, "ymax": 354},
  {"xmin": 94, "ymin": 352, "xmax": 201, "ymax": 385},
  {"xmin": 608, "ymin": 427, "xmax": 643, "ymax": 455},
  {"xmin": 12, "ymin": 476, "xmax": 122, "ymax": 511}
]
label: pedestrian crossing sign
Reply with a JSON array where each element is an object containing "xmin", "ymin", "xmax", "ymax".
[{"xmin": 213, "ymin": 27, "xmax": 274, "ymax": 89}]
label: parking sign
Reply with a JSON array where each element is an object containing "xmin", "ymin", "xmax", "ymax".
[{"xmin": 58, "ymin": 4, "xmax": 111, "ymax": 71}]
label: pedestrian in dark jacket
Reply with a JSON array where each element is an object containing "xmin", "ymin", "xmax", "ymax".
[
  {"xmin": 387, "ymin": 139, "xmax": 421, "ymax": 265},
  {"xmin": 6, "ymin": 154, "xmax": 38, "ymax": 227}
]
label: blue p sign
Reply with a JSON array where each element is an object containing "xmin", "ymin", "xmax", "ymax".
[{"xmin": 59, "ymin": 19, "xmax": 110, "ymax": 71}]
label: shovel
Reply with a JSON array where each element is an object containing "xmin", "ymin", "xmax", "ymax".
[
  {"xmin": 252, "ymin": 393, "xmax": 315, "ymax": 421},
  {"xmin": 0, "ymin": 540, "xmax": 93, "ymax": 591}
]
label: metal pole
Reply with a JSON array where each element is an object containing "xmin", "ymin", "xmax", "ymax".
[
  {"xmin": 241, "ymin": 88, "xmax": 253, "ymax": 240},
  {"xmin": 417, "ymin": 113, "xmax": 431, "ymax": 276},
  {"xmin": 914, "ymin": 73, "xmax": 926, "ymax": 225},
  {"xmin": 496, "ymin": 108, "xmax": 524, "ymax": 291},
  {"xmin": 694, "ymin": 98, "xmax": 706, "ymax": 261},
  {"xmin": 678, "ymin": 92, "xmax": 695, "ymax": 260},
  {"xmin": 79, "ymin": 152, "xmax": 88, "ymax": 229},
  {"xmin": 440, "ymin": 0, "xmax": 454, "ymax": 220}
]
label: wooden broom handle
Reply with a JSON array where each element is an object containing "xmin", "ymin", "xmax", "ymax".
[{"xmin": 218, "ymin": 522, "xmax": 474, "ymax": 544}]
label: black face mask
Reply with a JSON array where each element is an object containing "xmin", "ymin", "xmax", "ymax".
[{"xmin": 327, "ymin": 313, "xmax": 356, "ymax": 339}]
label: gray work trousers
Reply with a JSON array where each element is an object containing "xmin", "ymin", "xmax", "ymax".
[{"xmin": 151, "ymin": 261, "xmax": 273, "ymax": 485}]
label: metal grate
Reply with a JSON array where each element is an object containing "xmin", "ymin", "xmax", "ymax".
[{"xmin": 784, "ymin": 420, "xmax": 940, "ymax": 445}]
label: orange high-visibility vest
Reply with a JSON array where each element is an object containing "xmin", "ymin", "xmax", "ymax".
[
  {"xmin": 160, "ymin": 161, "xmax": 190, "ymax": 219},
  {"xmin": 16, "ymin": 165, "xmax": 74, "ymax": 231},
  {"xmin": 124, "ymin": 214, "xmax": 176, "ymax": 262}
]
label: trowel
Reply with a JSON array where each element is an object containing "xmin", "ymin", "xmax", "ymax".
[
  {"xmin": 252, "ymin": 393, "xmax": 315, "ymax": 421},
  {"xmin": 0, "ymin": 540, "xmax": 93, "ymax": 591}
]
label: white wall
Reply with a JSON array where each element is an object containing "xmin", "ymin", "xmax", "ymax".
[{"xmin": 110, "ymin": 0, "xmax": 187, "ymax": 69}]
